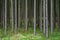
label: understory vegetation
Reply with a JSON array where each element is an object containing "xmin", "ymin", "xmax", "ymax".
[{"xmin": 0, "ymin": 26, "xmax": 60, "ymax": 40}]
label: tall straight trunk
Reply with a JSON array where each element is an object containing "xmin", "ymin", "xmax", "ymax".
[
  {"xmin": 59, "ymin": 0, "xmax": 60, "ymax": 28},
  {"xmin": 34, "ymin": 0, "xmax": 36, "ymax": 35},
  {"xmin": 43, "ymin": 0, "xmax": 46, "ymax": 34},
  {"xmin": 4, "ymin": 0, "xmax": 7, "ymax": 34},
  {"xmin": 18, "ymin": 0, "xmax": 20, "ymax": 31},
  {"xmin": 15, "ymin": 0, "xmax": 17, "ymax": 33},
  {"xmin": 58, "ymin": 0, "xmax": 59, "ymax": 28},
  {"xmin": 40, "ymin": 0, "xmax": 43, "ymax": 32},
  {"xmin": 45, "ymin": 0, "xmax": 48, "ymax": 38},
  {"xmin": 2, "ymin": 0, "xmax": 5, "ymax": 29},
  {"xmin": 51, "ymin": 0, "xmax": 54, "ymax": 34},
  {"xmin": 11, "ymin": 0, "xmax": 14, "ymax": 32},
  {"xmin": 25, "ymin": 0, "xmax": 28, "ymax": 31},
  {"xmin": 56, "ymin": 0, "xmax": 59, "ymax": 28},
  {"xmin": 1, "ymin": 0, "xmax": 2, "ymax": 26}
]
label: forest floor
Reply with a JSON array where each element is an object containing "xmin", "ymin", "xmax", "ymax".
[{"xmin": 0, "ymin": 27, "xmax": 60, "ymax": 40}]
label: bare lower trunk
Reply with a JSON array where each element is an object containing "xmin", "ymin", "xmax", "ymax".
[
  {"xmin": 15, "ymin": 0, "xmax": 17, "ymax": 33},
  {"xmin": 40, "ymin": 0, "xmax": 43, "ymax": 32},
  {"xmin": 11, "ymin": 0, "xmax": 14, "ymax": 32},
  {"xmin": 56, "ymin": 0, "xmax": 59, "ymax": 28},
  {"xmin": 43, "ymin": 0, "xmax": 46, "ymax": 34},
  {"xmin": 2, "ymin": 0, "xmax": 5, "ymax": 30},
  {"xmin": 51, "ymin": 0, "xmax": 54, "ymax": 34},
  {"xmin": 45, "ymin": 0, "xmax": 48, "ymax": 38},
  {"xmin": 18, "ymin": 0, "xmax": 20, "ymax": 31},
  {"xmin": 34, "ymin": 0, "xmax": 36, "ymax": 35},
  {"xmin": 4, "ymin": 0, "xmax": 7, "ymax": 34},
  {"xmin": 25, "ymin": 0, "xmax": 28, "ymax": 31}
]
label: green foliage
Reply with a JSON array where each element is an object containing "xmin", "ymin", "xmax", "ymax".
[{"xmin": 0, "ymin": 26, "xmax": 60, "ymax": 40}]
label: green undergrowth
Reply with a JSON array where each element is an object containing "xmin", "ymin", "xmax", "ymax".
[{"xmin": 0, "ymin": 26, "xmax": 60, "ymax": 40}]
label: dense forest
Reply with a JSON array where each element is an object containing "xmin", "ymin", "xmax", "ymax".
[{"xmin": 0, "ymin": 0, "xmax": 60, "ymax": 40}]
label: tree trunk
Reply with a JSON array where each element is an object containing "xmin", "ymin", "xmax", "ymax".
[
  {"xmin": 51, "ymin": 0, "xmax": 54, "ymax": 34},
  {"xmin": 2, "ymin": 0, "xmax": 5, "ymax": 29},
  {"xmin": 25, "ymin": 0, "xmax": 28, "ymax": 31},
  {"xmin": 18, "ymin": 0, "xmax": 20, "ymax": 31},
  {"xmin": 34, "ymin": 0, "xmax": 36, "ymax": 35},
  {"xmin": 15, "ymin": 0, "xmax": 17, "ymax": 33},
  {"xmin": 43, "ymin": 0, "xmax": 46, "ymax": 34},
  {"xmin": 56, "ymin": 0, "xmax": 59, "ymax": 28},
  {"xmin": 40, "ymin": 0, "xmax": 43, "ymax": 32},
  {"xmin": 4, "ymin": 0, "xmax": 7, "ymax": 34},
  {"xmin": 45, "ymin": 0, "xmax": 48, "ymax": 38},
  {"xmin": 11, "ymin": 0, "xmax": 14, "ymax": 32}
]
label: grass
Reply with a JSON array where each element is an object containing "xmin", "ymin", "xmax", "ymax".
[{"xmin": 0, "ymin": 26, "xmax": 60, "ymax": 40}]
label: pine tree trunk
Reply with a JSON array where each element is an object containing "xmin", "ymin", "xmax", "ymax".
[
  {"xmin": 40, "ymin": 0, "xmax": 43, "ymax": 32},
  {"xmin": 34, "ymin": 0, "xmax": 36, "ymax": 35},
  {"xmin": 11, "ymin": 0, "xmax": 14, "ymax": 32},
  {"xmin": 18, "ymin": 0, "xmax": 20, "ymax": 31},
  {"xmin": 43, "ymin": 0, "xmax": 46, "ymax": 34},
  {"xmin": 25, "ymin": 0, "xmax": 28, "ymax": 31},
  {"xmin": 4, "ymin": 0, "xmax": 7, "ymax": 34},
  {"xmin": 15, "ymin": 0, "xmax": 17, "ymax": 33},
  {"xmin": 51, "ymin": 0, "xmax": 54, "ymax": 34},
  {"xmin": 2, "ymin": 0, "xmax": 5, "ymax": 30},
  {"xmin": 45, "ymin": 0, "xmax": 48, "ymax": 38},
  {"xmin": 56, "ymin": 0, "xmax": 59, "ymax": 28}
]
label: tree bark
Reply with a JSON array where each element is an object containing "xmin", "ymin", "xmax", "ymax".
[
  {"xmin": 11, "ymin": 0, "xmax": 14, "ymax": 32},
  {"xmin": 45, "ymin": 0, "xmax": 48, "ymax": 38},
  {"xmin": 18, "ymin": 0, "xmax": 20, "ymax": 31},
  {"xmin": 2, "ymin": 0, "xmax": 5, "ymax": 30},
  {"xmin": 34, "ymin": 0, "xmax": 36, "ymax": 35},
  {"xmin": 56, "ymin": 0, "xmax": 59, "ymax": 28},
  {"xmin": 51, "ymin": 0, "xmax": 54, "ymax": 34},
  {"xmin": 40, "ymin": 0, "xmax": 43, "ymax": 32},
  {"xmin": 25, "ymin": 0, "xmax": 28, "ymax": 31},
  {"xmin": 4, "ymin": 0, "xmax": 7, "ymax": 34},
  {"xmin": 43, "ymin": 0, "xmax": 46, "ymax": 34},
  {"xmin": 15, "ymin": 0, "xmax": 17, "ymax": 33}
]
